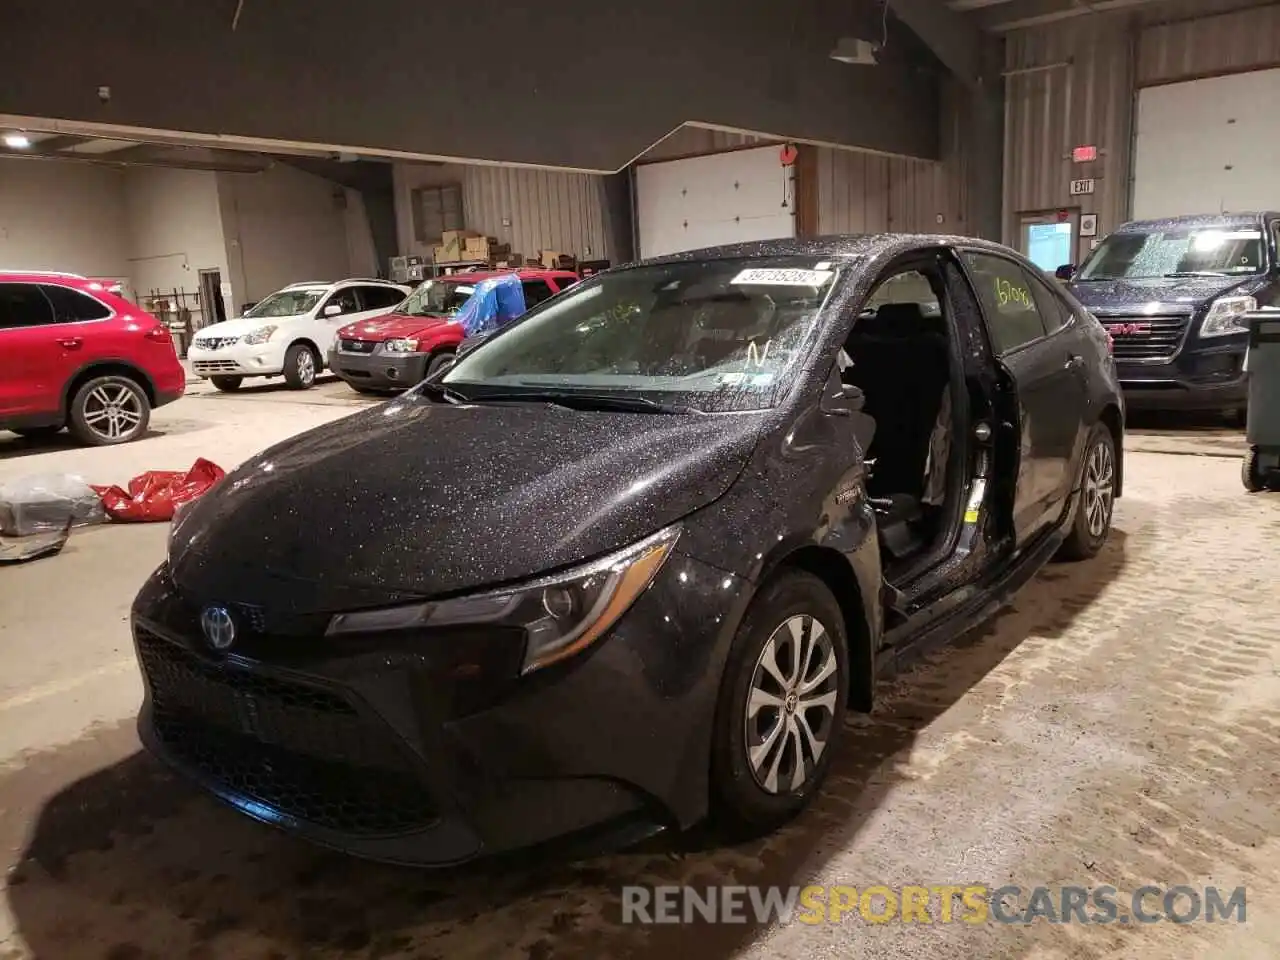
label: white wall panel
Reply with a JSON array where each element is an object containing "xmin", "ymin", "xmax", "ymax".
[
  {"xmin": 0, "ymin": 158, "xmax": 129, "ymax": 283},
  {"xmin": 1133, "ymin": 68, "xmax": 1280, "ymax": 220},
  {"xmin": 635, "ymin": 146, "xmax": 794, "ymax": 259},
  {"xmin": 123, "ymin": 166, "xmax": 228, "ymax": 321}
]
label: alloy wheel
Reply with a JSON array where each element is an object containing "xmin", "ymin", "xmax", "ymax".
[
  {"xmin": 297, "ymin": 349, "xmax": 316, "ymax": 385},
  {"xmin": 1083, "ymin": 439, "xmax": 1115, "ymax": 539},
  {"xmin": 744, "ymin": 614, "xmax": 840, "ymax": 795},
  {"xmin": 82, "ymin": 383, "xmax": 144, "ymax": 442}
]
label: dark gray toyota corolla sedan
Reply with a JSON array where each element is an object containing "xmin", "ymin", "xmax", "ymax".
[{"xmin": 132, "ymin": 234, "xmax": 1124, "ymax": 865}]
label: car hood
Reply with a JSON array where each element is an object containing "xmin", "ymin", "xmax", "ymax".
[
  {"xmin": 1068, "ymin": 275, "xmax": 1256, "ymax": 314},
  {"xmin": 337, "ymin": 312, "xmax": 455, "ymax": 341},
  {"xmin": 168, "ymin": 399, "xmax": 764, "ymax": 611},
  {"xmin": 194, "ymin": 314, "xmax": 307, "ymax": 337}
]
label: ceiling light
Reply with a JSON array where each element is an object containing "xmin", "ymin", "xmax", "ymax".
[
  {"xmin": 3, "ymin": 133, "xmax": 32, "ymax": 149},
  {"xmin": 830, "ymin": 37, "xmax": 879, "ymax": 66}
]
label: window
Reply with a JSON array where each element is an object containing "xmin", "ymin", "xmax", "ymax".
[
  {"xmin": 964, "ymin": 253, "xmax": 1049, "ymax": 354},
  {"xmin": 862, "ymin": 270, "xmax": 941, "ymax": 316},
  {"xmin": 443, "ymin": 256, "xmax": 844, "ymax": 413},
  {"xmin": 245, "ymin": 288, "xmax": 326, "ymax": 318},
  {"xmin": 42, "ymin": 285, "xmax": 111, "ymax": 322},
  {"xmin": 521, "ymin": 279, "xmax": 555, "ymax": 307},
  {"xmin": 1028, "ymin": 275, "xmax": 1068, "ymax": 334},
  {"xmin": 1076, "ymin": 226, "xmax": 1265, "ymax": 280},
  {"xmin": 0, "ymin": 284, "xmax": 55, "ymax": 329},
  {"xmin": 325, "ymin": 288, "xmax": 360, "ymax": 315},
  {"xmin": 411, "ymin": 184, "xmax": 464, "ymax": 243},
  {"xmin": 359, "ymin": 286, "xmax": 405, "ymax": 310}
]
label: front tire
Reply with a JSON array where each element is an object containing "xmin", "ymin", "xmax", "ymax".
[
  {"xmin": 424, "ymin": 350, "xmax": 456, "ymax": 381},
  {"xmin": 67, "ymin": 375, "xmax": 151, "ymax": 446},
  {"xmin": 210, "ymin": 375, "xmax": 243, "ymax": 392},
  {"xmin": 710, "ymin": 571, "xmax": 848, "ymax": 834},
  {"xmin": 283, "ymin": 344, "xmax": 318, "ymax": 390},
  {"xmin": 1058, "ymin": 422, "xmax": 1117, "ymax": 561}
]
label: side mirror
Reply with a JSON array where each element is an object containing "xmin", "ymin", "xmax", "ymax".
[
  {"xmin": 1055, "ymin": 264, "xmax": 1076, "ymax": 281},
  {"xmin": 323, "ymin": 304, "xmax": 343, "ymax": 317}
]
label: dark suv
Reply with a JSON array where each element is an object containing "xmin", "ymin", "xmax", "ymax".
[{"xmin": 1065, "ymin": 212, "xmax": 1280, "ymax": 421}]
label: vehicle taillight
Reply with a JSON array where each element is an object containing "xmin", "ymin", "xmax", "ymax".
[{"xmin": 144, "ymin": 324, "xmax": 173, "ymax": 344}]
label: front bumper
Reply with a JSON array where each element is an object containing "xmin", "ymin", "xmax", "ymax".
[
  {"xmin": 130, "ymin": 552, "xmax": 748, "ymax": 866},
  {"xmin": 329, "ymin": 348, "xmax": 427, "ymax": 390},
  {"xmin": 188, "ymin": 342, "xmax": 285, "ymax": 379},
  {"xmin": 1117, "ymin": 336, "xmax": 1248, "ymax": 411}
]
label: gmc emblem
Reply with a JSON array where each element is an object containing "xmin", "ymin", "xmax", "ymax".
[{"xmin": 1106, "ymin": 322, "xmax": 1152, "ymax": 336}]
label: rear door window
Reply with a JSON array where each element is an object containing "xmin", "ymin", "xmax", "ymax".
[
  {"xmin": 358, "ymin": 285, "xmax": 405, "ymax": 310},
  {"xmin": 521, "ymin": 279, "xmax": 555, "ymax": 307},
  {"xmin": 964, "ymin": 253, "xmax": 1050, "ymax": 354},
  {"xmin": 42, "ymin": 285, "xmax": 112, "ymax": 322},
  {"xmin": 0, "ymin": 284, "xmax": 55, "ymax": 329},
  {"xmin": 324, "ymin": 288, "xmax": 361, "ymax": 316}
]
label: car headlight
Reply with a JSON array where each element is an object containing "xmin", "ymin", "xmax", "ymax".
[
  {"xmin": 326, "ymin": 525, "xmax": 681, "ymax": 673},
  {"xmin": 242, "ymin": 325, "xmax": 278, "ymax": 345},
  {"xmin": 382, "ymin": 338, "xmax": 421, "ymax": 355},
  {"xmin": 1200, "ymin": 296, "xmax": 1256, "ymax": 338}
]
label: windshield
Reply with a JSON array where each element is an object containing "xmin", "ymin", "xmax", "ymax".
[
  {"xmin": 395, "ymin": 279, "xmax": 476, "ymax": 317},
  {"xmin": 1076, "ymin": 227, "xmax": 1266, "ymax": 281},
  {"xmin": 244, "ymin": 288, "xmax": 326, "ymax": 318},
  {"xmin": 440, "ymin": 257, "xmax": 845, "ymax": 413}
]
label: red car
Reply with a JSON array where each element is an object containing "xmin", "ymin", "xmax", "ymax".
[
  {"xmin": 329, "ymin": 268, "xmax": 580, "ymax": 393},
  {"xmin": 0, "ymin": 271, "xmax": 186, "ymax": 445}
]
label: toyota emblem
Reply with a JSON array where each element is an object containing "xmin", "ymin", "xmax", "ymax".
[{"xmin": 201, "ymin": 605, "xmax": 236, "ymax": 650}]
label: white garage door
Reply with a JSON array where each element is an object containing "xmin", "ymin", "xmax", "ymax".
[
  {"xmin": 635, "ymin": 146, "xmax": 795, "ymax": 259},
  {"xmin": 1133, "ymin": 68, "xmax": 1280, "ymax": 221}
]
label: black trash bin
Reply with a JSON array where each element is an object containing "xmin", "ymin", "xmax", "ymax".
[{"xmin": 1243, "ymin": 309, "xmax": 1280, "ymax": 491}]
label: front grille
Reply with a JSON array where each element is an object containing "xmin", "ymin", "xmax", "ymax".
[
  {"xmin": 193, "ymin": 360, "xmax": 245, "ymax": 374},
  {"xmin": 194, "ymin": 336, "xmax": 240, "ymax": 350},
  {"xmin": 136, "ymin": 626, "xmax": 436, "ymax": 835},
  {"xmin": 1099, "ymin": 314, "xmax": 1189, "ymax": 361},
  {"xmin": 339, "ymin": 339, "xmax": 376, "ymax": 353}
]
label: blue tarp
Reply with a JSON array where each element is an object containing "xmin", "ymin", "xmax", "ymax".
[{"xmin": 453, "ymin": 273, "xmax": 527, "ymax": 339}]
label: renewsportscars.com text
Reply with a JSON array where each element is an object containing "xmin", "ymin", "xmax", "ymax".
[{"xmin": 620, "ymin": 884, "xmax": 1247, "ymax": 926}]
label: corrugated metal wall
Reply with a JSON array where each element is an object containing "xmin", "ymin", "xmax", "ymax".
[
  {"xmin": 636, "ymin": 126, "xmax": 771, "ymax": 164},
  {"xmin": 460, "ymin": 166, "xmax": 611, "ymax": 263},
  {"xmin": 1002, "ymin": 18, "xmax": 1135, "ymax": 246},
  {"xmin": 1002, "ymin": 1, "xmax": 1280, "ymax": 244},
  {"xmin": 1138, "ymin": 2, "xmax": 1280, "ymax": 84}
]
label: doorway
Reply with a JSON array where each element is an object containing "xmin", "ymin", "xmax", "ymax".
[
  {"xmin": 197, "ymin": 269, "xmax": 227, "ymax": 331},
  {"xmin": 1017, "ymin": 212, "xmax": 1077, "ymax": 273}
]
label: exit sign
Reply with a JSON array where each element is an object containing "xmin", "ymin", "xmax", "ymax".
[
  {"xmin": 1072, "ymin": 145, "xmax": 1098, "ymax": 163},
  {"xmin": 1070, "ymin": 178, "xmax": 1096, "ymax": 196}
]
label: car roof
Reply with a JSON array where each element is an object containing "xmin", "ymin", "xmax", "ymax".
[
  {"xmin": 0, "ymin": 270, "xmax": 123, "ymax": 293},
  {"xmin": 436, "ymin": 268, "xmax": 577, "ymax": 284},
  {"xmin": 1115, "ymin": 212, "xmax": 1279, "ymax": 233},
  {"xmin": 628, "ymin": 233, "xmax": 1025, "ymax": 270},
  {"xmin": 280, "ymin": 278, "xmax": 408, "ymax": 292}
]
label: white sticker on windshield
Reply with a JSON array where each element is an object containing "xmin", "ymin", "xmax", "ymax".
[
  {"xmin": 719, "ymin": 372, "xmax": 746, "ymax": 385},
  {"xmin": 731, "ymin": 268, "xmax": 833, "ymax": 287},
  {"xmin": 750, "ymin": 373, "xmax": 775, "ymax": 386}
]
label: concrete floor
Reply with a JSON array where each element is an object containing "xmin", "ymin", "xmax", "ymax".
[{"xmin": 1, "ymin": 386, "xmax": 1277, "ymax": 960}]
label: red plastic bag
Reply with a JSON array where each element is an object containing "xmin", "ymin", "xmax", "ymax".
[{"xmin": 92, "ymin": 458, "xmax": 225, "ymax": 523}]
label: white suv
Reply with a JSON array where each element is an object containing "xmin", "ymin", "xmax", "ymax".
[{"xmin": 188, "ymin": 279, "xmax": 411, "ymax": 390}]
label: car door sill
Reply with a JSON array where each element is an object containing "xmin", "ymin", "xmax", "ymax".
[{"xmin": 874, "ymin": 525, "xmax": 1065, "ymax": 680}]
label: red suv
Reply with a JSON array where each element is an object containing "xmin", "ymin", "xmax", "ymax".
[
  {"xmin": 0, "ymin": 272, "xmax": 186, "ymax": 445},
  {"xmin": 329, "ymin": 269, "xmax": 580, "ymax": 393}
]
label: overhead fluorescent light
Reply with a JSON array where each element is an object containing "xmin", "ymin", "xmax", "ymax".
[
  {"xmin": 3, "ymin": 133, "xmax": 32, "ymax": 149},
  {"xmin": 830, "ymin": 37, "xmax": 879, "ymax": 66}
]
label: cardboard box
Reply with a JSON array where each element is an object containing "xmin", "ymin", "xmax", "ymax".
[
  {"xmin": 441, "ymin": 229, "xmax": 480, "ymax": 246},
  {"xmin": 539, "ymin": 250, "xmax": 577, "ymax": 270},
  {"xmin": 434, "ymin": 237, "xmax": 464, "ymax": 263}
]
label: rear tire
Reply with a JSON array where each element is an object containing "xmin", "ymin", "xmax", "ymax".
[
  {"xmin": 12, "ymin": 425, "xmax": 62, "ymax": 440},
  {"xmin": 211, "ymin": 376, "xmax": 243, "ymax": 392},
  {"xmin": 1057, "ymin": 422, "xmax": 1117, "ymax": 561},
  {"xmin": 283, "ymin": 344, "xmax": 318, "ymax": 390},
  {"xmin": 424, "ymin": 350, "xmax": 456, "ymax": 381},
  {"xmin": 67, "ymin": 374, "xmax": 151, "ymax": 446},
  {"xmin": 710, "ymin": 571, "xmax": 848, "ymax": 835}
]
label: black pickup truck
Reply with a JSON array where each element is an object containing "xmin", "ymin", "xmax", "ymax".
[{"xmin": 1062, "ymin": 211, "xmax": 1280, "ymax": 421}]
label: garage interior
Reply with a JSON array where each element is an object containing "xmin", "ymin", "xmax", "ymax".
[{"xmin": 3, "ymin": 0, "xmax": 1280, "ymax": 956}]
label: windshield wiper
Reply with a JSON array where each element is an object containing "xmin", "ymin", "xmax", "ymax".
[
  {"xmin": 415, "ymin": 381, "xmax": 470, "ymax": 405},
  {"xmin": 1165, "ymin": 270, "xmax": 1230, "ymax": 278},
  {"xmin": 472, "ymin": 388, "xmax": 700, "ymax": 415}
]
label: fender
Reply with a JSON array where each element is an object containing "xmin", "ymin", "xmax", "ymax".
[{"xmin": 60, "ymin": 357, "xmax": 157, "ymax": 416}]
